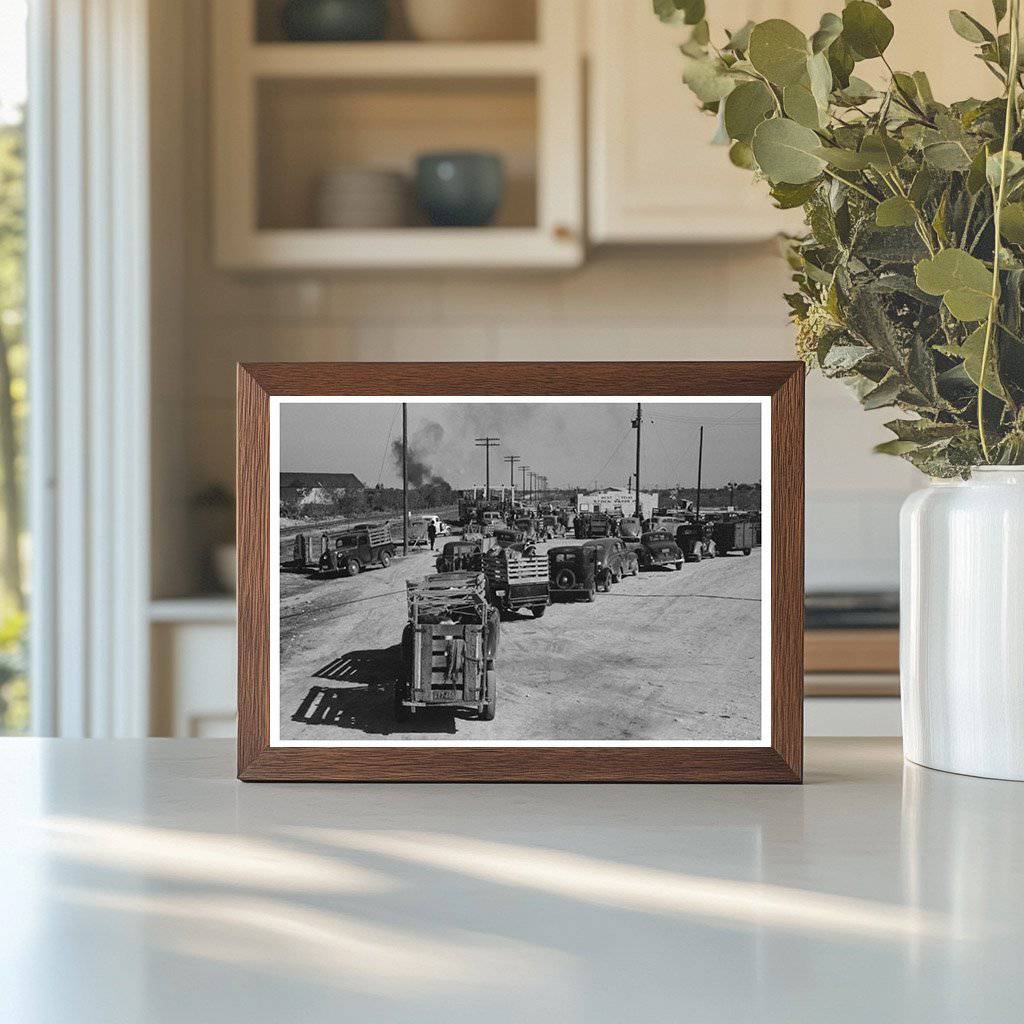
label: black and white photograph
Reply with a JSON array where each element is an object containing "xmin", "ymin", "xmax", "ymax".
[{"xmin": 270, "ymin": 397, "xmax": 769, "ymax": 745}]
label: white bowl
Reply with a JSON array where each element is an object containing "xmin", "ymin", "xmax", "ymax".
[
  {"xmin": 314, "ymin": 168, "xmax": 410, "ymax": 228},
  {"xmin": 404, "ymin": 0, "xmax": 534, "ymax": 42}
]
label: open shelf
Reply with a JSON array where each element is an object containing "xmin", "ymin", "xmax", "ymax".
[
  {"xmin": 249, "ymin": 42, "xmax": 544, "ymax": 77},
  {"xmin": 213, "ymin": 0, "xmax": 581, "ymax": 268},
  {"xmin": 257, "ymin": 76, "xmax": 537, "ymax": 232},
  {"xmin": 254, "ymin": 0, "xmax": 538, "ymax": 45}
]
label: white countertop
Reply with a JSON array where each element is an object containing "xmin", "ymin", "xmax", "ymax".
[{"xmin": 1, "ymin": 738, "xmax": 1021, "ymax": 1023}]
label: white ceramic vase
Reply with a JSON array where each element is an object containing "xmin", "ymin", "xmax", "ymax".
[{"xmin": 900, "ymin": 467, "xmax": 1024, "ymax": 780}]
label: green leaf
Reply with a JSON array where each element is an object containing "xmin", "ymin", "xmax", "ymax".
[
  {"xmin": 860, "ymin": 133, "xmax": 905, "ymax": 172},
  {"xmin": 1000, "ymin": 202, "xmax": 1024, "ymax": 242},
  {"xmin": 815, "ymin": 146, "xmax": 872, "ymax": 170},
  {"xmin": 723, "ymin": 81, "xmax": 775, "ymax": 143},
  {"xmin": 967, "ymin": 143, "xmax": 993, "ymax": 193},
  {"xmin": 909, "ymin": 165, "xmax": 936, "ymax": 205},
  {"xmin": 915, "ymin": 249, "xmax": 994, "ymax": 321},
  {"xmin": 807, "ymin": 51, "xmax": 833, "ymax": 110},
  {"xmin": 837, "ymin": 75, "xmax": 877, "ymax": 104},
  {"xmin": 923, "ymin": 141, "xmax": 973, "ymax": 171},
  {"xmin": 752, "ymin": 117, "xmax": 827, "ymax": 184},
  {"xmin": 783, "ymin": 83, "xmax": 822, "ymax": 129},
  {"xmin": 728, "ymin": 140, "xmax": 758, "ymax": 169},
  {"xmin": 948, "ymin": 10, "xmax": 993, "ymax": 44},
  {"xmin": 884, "ymin": 419, "xmax": 963, "ymax": 443},
  {"xmin": 681, "ymin": 55, "xmax": 736, "ymax": 103},
  {"xmin": 724, "ymin": 20, "xmax": 755, "ymax": 53},
  {"xmin": 810, "ymin": 12, "xmax": 843, "ymax": 54},
  {"xmin": 959, "ymin": 324, "xmax": 1006, "ymax": 398},
  {"xmin": 862, "ymin": 374, "xmax": 902, "ymax": 410},
  {"xmin": 770, "ymin": 179, "xmax": 820, "ymax": 209},
  {"xmin": 912, "ymin": 71, "xmax": 935, "ymax": 105},
  {"xmin": 842, "ymin": 1, "xmax": 894, "ymax": 60},
  {"xmin": 874, "ymin": 439, "xmax": 922, "ymax": 456},
  {"xmin": 654, "ymin": 0, "xmax": 705, "ymax": 25},
  {"xmin": 993, "ymin": 0, "xmax": 1008, "ymax": 24},
  {"xmin": 748, "ymin": 19, "xmax": 810, "ymax": 87},
  {"xmin": 986, "ymin": 150, "xmax": 1024, "ymax": 190},
  {"xmin": 827, "ymin": 35, "xmax": 855, "ymax": 89},
  {"xmin": 875, "ymin": 196, "xmax": 918, "ymax": 228}
]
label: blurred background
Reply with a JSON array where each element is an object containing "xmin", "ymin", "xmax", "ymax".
[{"xmin": 1, "ymin": 0, "xmax": 998, "ymax": 740}]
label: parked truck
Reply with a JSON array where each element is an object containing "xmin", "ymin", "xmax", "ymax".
[
  {"xmin": 319, "ymin": 522, "xmax": 397, "ymax": 575},
  {"xmin": 482, "ymin": 549, "xmax": 550, "ymax": 619},
  {"xmin": 711, "ymin": 515, "xmax": 758, "ymax": 556},
  {"xmin": 396, "ymin": 572, "xmax": 499, "ymax": 721}
]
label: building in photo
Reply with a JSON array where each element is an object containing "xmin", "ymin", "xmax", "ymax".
[{"xmin": 576, "ymin": 486, "xmax": 658, "ymax": 519}]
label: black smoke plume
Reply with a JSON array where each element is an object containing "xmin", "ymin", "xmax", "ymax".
[{"xmin": 393, "ymin": 420, "xmax": 450, "ymax": 488}]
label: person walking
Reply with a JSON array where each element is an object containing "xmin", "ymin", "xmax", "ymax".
[{"xmin": 427, "ymin": 520, "xmax": 437, "ymax": 551}]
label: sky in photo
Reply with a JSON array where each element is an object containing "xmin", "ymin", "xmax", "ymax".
[{"xmin": 280, "ymin": 400, "xmax": 762, "ymax": 490}]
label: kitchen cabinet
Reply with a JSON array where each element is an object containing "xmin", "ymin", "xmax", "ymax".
[
  {"xmin": 587, "ymin": 0, "xmax": 999, "ymax": 244},
  {"xmin": 211, "ymin": 0, "xmax": 583, "ymax": 269}
]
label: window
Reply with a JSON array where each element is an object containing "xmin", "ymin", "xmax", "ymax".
[{"xmin": 0, "ymin": 0, "xmax": 27, "ymax": 734}]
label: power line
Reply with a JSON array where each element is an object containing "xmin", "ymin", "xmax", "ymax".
[{"xmin": 374, "ymin": 404, "xmax": 400, "ymax": 487}]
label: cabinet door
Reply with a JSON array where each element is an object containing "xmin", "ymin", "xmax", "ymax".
[
  {"xmin": 588, "ymin": 1, "xmax": 1003, "ymax": 245},
  {"xmin": 588, "ymin": 0, "xmax": 815, "ymax": 243}
]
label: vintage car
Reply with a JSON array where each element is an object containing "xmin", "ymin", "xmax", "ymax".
[
  {"xmin": 548, "ymin": 545, "xmax": 599, "ymax": 602},
  {"xmin": 637, "ymin": 530, "xmax": 684, "ymax": 571},
  {"xmin": 675, "ymin": 519, "xmax": 717, "ymax": 562},
  {"xmin": 397, "ymin": 572, "xmax": 499, "ymax": 721},
  {"xmin": 319, "ymin": 523, "xmax": 397, "ymax": 575},
  {"xmin": 583, "ymin": 537, "xmax": 638, "ymax": 587},
  {"xmin": 435, "ymin": 539, "xmax": 483, "ymax": 574},
  {"xmin": 618, "ymin": 517, "xmax": 642, "ymax": 542}
]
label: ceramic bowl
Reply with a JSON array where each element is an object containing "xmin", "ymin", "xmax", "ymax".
[
  {"xmin": 404, "ymin": 0, "xmax": 534, "ymax": 42},
  {"xmin": 280, "ymin": 0, "xmax": 388, "ymax": 42},
  {"xmin": 415, "ymin": 152, "xmax": 504, "ymax": 227}
]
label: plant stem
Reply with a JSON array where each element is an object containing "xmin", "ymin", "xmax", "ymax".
[
  {"xmin": 821, "ymin": 167, "xmax": 879, "ymax": 203},
  {"xmin": 979, "ymin": 0, "xmax": 1021, "ymax": 462}
]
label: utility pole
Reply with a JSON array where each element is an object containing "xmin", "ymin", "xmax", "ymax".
[
  {"xmin": 504, "ymin": 454, "xmax": 520, "ymax": 504},
  {"xmin": 402, "ymin": 403, "xmax": 408, "ymax": 556},
  {"xmin": 631, "ymin": 402, "xmax": 642, "ymax": 519},
  {"xmin": 475, "ymin": 436, "xmax": 500, "ymax": 500},
  {"xmin": 520, "ymin": 464, "xmax": 529, "ymax": 500},
  {"xmin": 695, "ymin": 425, "xmax": 704, "ymax": 522},
  {"xmin": 727, "ymin": 480, "xmax": 738, "ymax": 509}
]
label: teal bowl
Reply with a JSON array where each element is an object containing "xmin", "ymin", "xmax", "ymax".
[
  {"xmin": 415, "ymin": 152, "xmax": 505, "ymax": 228},
  {"xmin": 281, "ymin": 0, "xmax": 388, "ymax": 42}
]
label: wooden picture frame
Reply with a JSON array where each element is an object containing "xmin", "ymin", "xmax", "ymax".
[{"xmin": 237, "ymin": 362, "xmax": 804, "ymax": 782}]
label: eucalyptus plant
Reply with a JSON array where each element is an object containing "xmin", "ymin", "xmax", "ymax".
[{"xmin": 659, "ymin": 0, "xmax": 1024, "ymax": 475}]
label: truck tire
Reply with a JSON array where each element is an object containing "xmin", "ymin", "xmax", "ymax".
[
  {"xmin": 674, "ymin": 560, "xmax": 683, "ymax": 571},
  {"xmin": 532, "ymin": 604, "xmax": 546, "ymax": 619},
  {"xmin": 480, "ymin": 668, "xmax": 496, "ymax": 721},
  {"xmin": 394, "ymin": 624, "xmax": 414, "ymax": 722},
  {"xmin": 613, "ymin": 567, "xmax": 623, "ymax": 584},
  {"xmin": 743, "ymin": 548, "xmax": 751, "ymax": 556},
  {"xmin": 379, "ymin": 549, "xmax": 391, "ymax": 568},
  {"xmin": 586, "ymin": 581, "xmax": 596, "ymax": 602},
  {"xmin": 345, "ymin": 557, "xmax": 361, "ymax": 576},
  {"xmin": 555, "ymin": 568, "xmax": 576, "ymax": 591},
  {"xmin": 631, "ymin": 560, "xmax": 639, "ymax": 577}
]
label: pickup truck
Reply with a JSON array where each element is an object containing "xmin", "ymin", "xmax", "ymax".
[
  {"xmin": 319, "ymin": 523, "xmax": 397, "ymax": 576},
  {"xmin": 483, "ymin": 549, "xmax": 550, "ymax": 619}
]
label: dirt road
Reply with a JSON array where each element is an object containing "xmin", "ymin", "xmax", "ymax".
[{"xmin": 278, "ymin": 534, "xmax": 763, "ymax": 743}]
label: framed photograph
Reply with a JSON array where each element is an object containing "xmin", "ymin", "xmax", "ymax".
[{"xmin": 237, "ymin": 362, "xmax": 803, "ymax": 782}]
